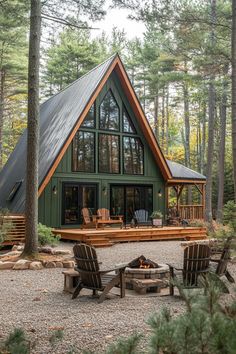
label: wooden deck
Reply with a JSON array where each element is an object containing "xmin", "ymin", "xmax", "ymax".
[{"xmin": 53, "ymin": 226, "xmax": 207, "ymax": 248}]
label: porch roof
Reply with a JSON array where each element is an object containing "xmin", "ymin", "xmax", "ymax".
[{"xmin": 167, "ymin": 160, "xmax": 206, "ymax": 183}]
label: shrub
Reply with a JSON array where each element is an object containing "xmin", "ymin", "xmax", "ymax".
[
  {"xmin": 38, "ymin": 223, "xmax": 60, "ymax": 246},
  {"xmin": 0, "ymin": 208, "xmax": 12, "ymax": 246},
  {"xmin": 4, "ymin": 328, "xmax": 30, "ymax": 354},
  {"xmin": 150, "ymin": 211, "xmax": 163, "ymax": 219},
  {"xmin": 49, "ymin": 329, "xmax": 64, "ymax": 346},
  {"xmin": 103, "ymin": 274, "xmax": 236, "ymax": 354},
  {"xmin": 223, "ymin": 201, "xmax": 236, "ymax": 232}
]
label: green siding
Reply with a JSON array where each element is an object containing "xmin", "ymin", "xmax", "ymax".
[{"xmin": 38, "ymin": 74, "xmax": 165, "ymax": 227}]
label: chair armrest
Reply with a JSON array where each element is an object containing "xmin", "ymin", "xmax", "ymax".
[
  {"xmin": 110, "ymin": 216, "xmax": 123, "ymax": 220},
  {"xmin": 210, "ymin": 258, "xmax": 220, "ymax": 263},
  {"xmin": 99, "ymin": 264, "xmax": 128, "ymax": 274},
  {"xmin": 167, "ymin": 263, "xmax": 183, "ymax": 271}
]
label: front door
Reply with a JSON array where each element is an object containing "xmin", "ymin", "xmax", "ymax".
[
  {"xmin": 62, "ymin": 183, "xmax": 97, "ymax": 225},
  {"xmin": 110, "ymin": 185, "xmax": 153, "ymax": 223}
]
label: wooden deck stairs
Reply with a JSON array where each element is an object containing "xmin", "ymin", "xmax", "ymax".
[{"xmin": 1, "ymin": 215, "xmax": 25, "ymax": 245}]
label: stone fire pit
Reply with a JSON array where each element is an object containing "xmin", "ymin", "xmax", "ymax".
[{"xmin": 124, "ymin": 263, "xmax": 169, "ymax": 294}]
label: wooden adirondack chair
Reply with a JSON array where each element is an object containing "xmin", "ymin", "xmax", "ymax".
[
  {"xmin": 81, "ymin": 208, "xmax": 96, "ymax": 229},
  {"xmin": 72, "ymin": 243, "xmax": 126, "ymax": 303},
  {"xmin": 134, "ymin": 209, "xmax": 152, "ymax": 227},
  {"xmin": 210, "ymin": 237, "xmax": 235, "ymax": 283},
  {"xmin": 96, "ymin": 208, "xmax": 123, "ymax": 229},
  {"xmin": 169, "ymin": 243, "xmax": 211, "ymax": 295}
]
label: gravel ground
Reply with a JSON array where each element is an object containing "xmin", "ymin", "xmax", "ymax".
[{"xmin": 0, "ymin": 240, "xmax": 235, "ymax": 354}]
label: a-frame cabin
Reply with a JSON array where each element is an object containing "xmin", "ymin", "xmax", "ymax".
[{"xmin": 0, "ymin": 54, "xmax": 206, "ymax": 232}]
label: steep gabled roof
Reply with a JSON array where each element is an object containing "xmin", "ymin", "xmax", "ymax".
[{"xmin": 0, "ymin": 54, "xmax": 172, "ymax": 212}]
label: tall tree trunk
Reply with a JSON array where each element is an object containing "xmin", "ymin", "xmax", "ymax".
[
  {"xmin": 143, "ymin": 67, "xmax": 146, "ymax": 112},
  {"xmin": 205, "ymin": 0, "xmax": 216, "ymax": 222},
  {"xmin": 216, "ymin": 69, "xmax": 228, "ymax": 221},
  {"xmin": 0, "ymin": 69, "xmax": 5, "ymax": 169},
  {"xmin": 183, "ymin": 81, "xmax": 190, "ymax": 169},
  {"xmin": 200, "ymin": 101, "xmax": 207, "ymax": 174},
  {"xmin": 161, "ymin": 88, "xmax": 165, "ymax": 150},
  {"xmin": 22, "ymin": 0, "xmax": 41, "ymax": 257},
  {"xmin": 166, "ymin": 84, "xmax": 169, "ymax": 155},
  {"xmin": 183, "ymin": 73, "xmax": 191, "ymax": 204},
  {"xmin": 232, "ymin": 0, "xmax": 236, "ymax": 201},
  {"xmin": 154, "ymin": 92, "xmax": 159, "ymax": 140}
]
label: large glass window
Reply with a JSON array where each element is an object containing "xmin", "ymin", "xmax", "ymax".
[
  {"xmin": 111, "ymin": 185, "xmax": 153, "ymax": 223},
  {"xmin": 81, "ymin": 103, "xmax": 95, "ymax": 128},
  {"xmin": 99, "ymin": 134, "xmax": 120, "ymax": 173},
  {"xmin": 99, "ymin": 90, "xmax": 119, "ymax": 131},
  {"xmin": 123, "ymin": 108, "xmax": 136, "ymax": 133},
  {"xmin": 72, "ymin": 131, "xmax": 95, "ymax": 172},
  {"xmin": 62, "ymin": 183, "xmax": 97, "ymax": 225},
  {"xmin": 123, "ymin": 136, "xmax": 144, "ymax": 174}
]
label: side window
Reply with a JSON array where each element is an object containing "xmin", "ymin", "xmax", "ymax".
[
  {"xmin": 123, "ymin": 136, "xmax": 144, "ymax": 175},
  {"xmin": 72, "ymin": 131, "xmax": 95, "ymax": 172},
  {"xmin": 99, "ymin": 134, "xmax": 120, "ymax": 173}
]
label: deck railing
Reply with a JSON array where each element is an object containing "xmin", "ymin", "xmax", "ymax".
[{"xmin": 179, "ymin": 205, "xmax": 204, "ymax": 220}]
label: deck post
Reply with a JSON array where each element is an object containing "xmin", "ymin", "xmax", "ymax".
[{"xmin": 202, "ymin": 184, "xmax": 206, "ymax": 220}]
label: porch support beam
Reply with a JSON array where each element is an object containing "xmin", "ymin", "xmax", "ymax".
[
  {"xmin": 202, "ymin": 184, "xmax": 206, "ymax": 220},
  {"xmin": 194, "ymin": 183, "xmax": 203, "ymax": 195},
  {"xmin": 176, "ymin": 185, "xmax": 184, "ymax": 213}
]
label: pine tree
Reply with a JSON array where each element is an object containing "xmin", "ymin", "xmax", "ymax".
[{"xmin": 0, "ymin": 0, "xmax": 28, "ymax": 169}]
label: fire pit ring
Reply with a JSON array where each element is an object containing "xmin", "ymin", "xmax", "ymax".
[{"xmin": 124, "ymin": 263, "xmax": 169, "ymax": 294}]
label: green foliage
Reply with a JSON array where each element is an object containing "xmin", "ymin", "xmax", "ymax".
[
  {"xmin": 150, "ymin": 211, "xmax": 163, "ymax": 219},
  {"xmin": 223, "ymin": 201, "xmax": 236, "ymax": 232},
  {"xmin": 99, "ymin": 274, "xmax": 236, "ymax": 354},
  {"xmin": 38, "ymin": 223, "xmax": 60, "ymax": 246},
  {"xmin": 105, "ymin": 333, "xmax": 141, "ymax": 354},
  {"xmin": 42, "ymin": 28, "xmax": 108, "ymax": 96},
  {"xmin": 0, "ymin": 0, "xmax": 28, "ymax": 167},
  {"xmin": 0, "ymin": 208, "xmax": 12, "ymax": 245},
  {"xmin": 49, "ymin": 329, "xmax": 64, "ymax": 346},
  {"xmin": 4, "ymin": 328, "xmax": 30, "ymax": 354}
]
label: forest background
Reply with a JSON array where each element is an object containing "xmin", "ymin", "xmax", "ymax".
[{"xmin": 0, "ymin": 0, "xmax": 235, "ymax": 221}]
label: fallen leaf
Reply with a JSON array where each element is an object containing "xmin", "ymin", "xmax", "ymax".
[
  {"xmin": 33, "ymin": 297, "xmax": 41, "ymax": 301},
  {"xmin": 48, "ymin": 326, "xmax": 64, "ymax": 331},
  {"xmin": 81, "ymin": 323, "xmax": 93, "ymax": 328}
]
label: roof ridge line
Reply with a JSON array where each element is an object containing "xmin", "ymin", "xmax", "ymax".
[{"xmin": 41, "ymin": 53, "xmax": 118, "ymax": 106}]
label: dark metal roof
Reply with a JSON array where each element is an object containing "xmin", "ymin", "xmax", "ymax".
[
  {"xmin": 0, "ymin": 54, "xmax": 117, "ymax": 212},
  {"xmin": 167, "ymin": 160, "xmax": 206, "ymax": 180}
]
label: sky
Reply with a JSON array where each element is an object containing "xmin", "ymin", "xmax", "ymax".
[{"xmin": 93, "ymin": 3, "xmax": 145, "ymax": 40}]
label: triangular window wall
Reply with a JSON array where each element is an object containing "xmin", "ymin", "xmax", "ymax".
[{"xmin": 123, "ymin": 107, "xmax": 136, "ymax": 134}]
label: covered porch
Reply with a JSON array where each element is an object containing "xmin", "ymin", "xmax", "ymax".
[{"xmin": 166, "ymin": 160, "xmax": 206, "ymax": 223}]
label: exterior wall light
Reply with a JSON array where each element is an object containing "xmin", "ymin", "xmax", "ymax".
[
  {"xmin": 52, "ymin": 185, "xmax": 57, "ymax": 195},
  {"xmin": 158, "ymin": 189, "xmax": 162, "ymax": 197}
]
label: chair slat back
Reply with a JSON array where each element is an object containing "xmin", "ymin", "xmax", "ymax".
[
  {"xmin": 183, "ymin": 244, "xmax": 210, "ymax": 286},
  {"xmin": 82, "ymin": 208, "xmax": 91, "ymax": 224},
  {"xmin": 134, "ymin": 209, "xmax": 148, "ymax": 223},
  {"xmin": 97, "ymin": 208, "xmax": 110, "ymax": 221},
  {"xmin": 73, "ymin": 243, "xmax": 102, "ymax": 289},
  {"xmin": 216, "ymin": 237, "xmax": 232, "ymax": 276}
]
